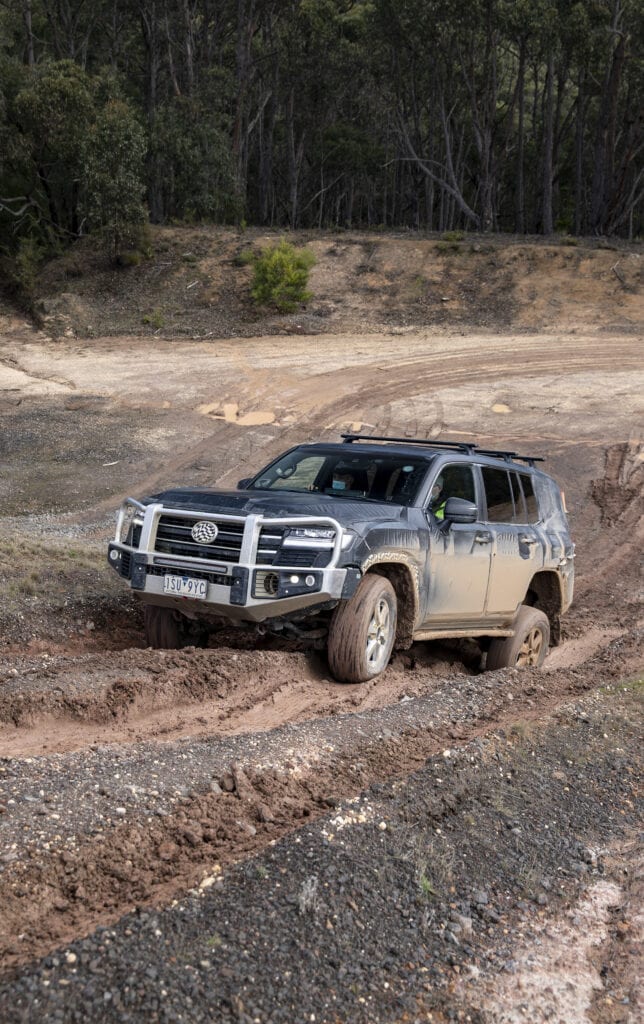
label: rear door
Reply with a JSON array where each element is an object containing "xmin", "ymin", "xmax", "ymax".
[{"xmin": 481, "ymin": 467, "xmax": 544, "ymax": 617}]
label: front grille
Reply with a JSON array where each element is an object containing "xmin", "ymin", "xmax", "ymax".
[
  {"xmin": 146, "ymin": 565, "xmax": 230, "ymax": 587},
  {"xmin": 256, "ymin": 526, "xmax": 286, "ymax": 565},
  {"xmin": 155, "ymin": 515, "xmax": 244, "ymax": 564},
  {"xmin": 120, "ymin": 551, "xmax": 132, "ymax": 578},
  {"xmin": 273, "ymin": 548, "xmax": 332, "ymax": 568}
]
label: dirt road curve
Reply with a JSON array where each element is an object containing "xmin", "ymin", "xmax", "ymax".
[{"xmin": 0, "ymin": 313, "xmax": 642, "ymax": 1023}]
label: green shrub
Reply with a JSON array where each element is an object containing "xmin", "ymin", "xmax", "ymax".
[
  {"xmin": 435, "ymin": 240, "xmax": 461, "ymax": 254},
  {"xmin": 248, "ymin": 240, "xmax": 316, "ymax": 312},
  {"xmin": 440, "ymin": 230, "xmax": 465, "ymax": 242},
  {"xmin": 6, "ymin": 235, "xmax": 46, "ymax": 302},
  {"xmin": 142, "ymin": 308, "xmax": 165, "ymax": 329},
  {"xmin": 236, "ymin": 248, "xmax": 255, "ymax": 266}
]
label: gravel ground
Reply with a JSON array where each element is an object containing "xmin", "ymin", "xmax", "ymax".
[{"xmin": 0, "ymin": 684, "xmax": 640, "ymax": 1023}]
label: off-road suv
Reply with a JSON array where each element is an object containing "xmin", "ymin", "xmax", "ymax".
[{"xmin": 108, "ymin": 435, "xmax": 574, "ymax": 682}]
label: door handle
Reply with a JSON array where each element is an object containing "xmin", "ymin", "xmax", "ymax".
[{"xmin": 474, "ymin": 532, "xmax": 492, "ymax": 544}]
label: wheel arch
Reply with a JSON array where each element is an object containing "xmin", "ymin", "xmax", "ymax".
[
  {"xmin": 524, "ymin": 571, "xmax": 564, "ymax": 645},
  {"xmin": 363, "ymin": 558, "xmax": 419, "ymax": 650}
]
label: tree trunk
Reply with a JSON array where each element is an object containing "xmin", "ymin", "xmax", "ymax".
[
  {"xmin": 515, "ymin": 38, "xmax": 526, "ymax": 233},
  {"xmin": 590, "ymin": 1, "xmax": 627, "ymax": 234},
  {"xmin": 286, "ymin": 89, "xmax": 304, "ymax": 228},
  {"xmin": 232, "ymin": 0, "xmax": 256, "ymax": 214},
  {"xmin": 574, "ymin": 67, "xmax": 586, "ymax": 235},
  {"xmin": 23, "ymin": 0, "xmax": 35, "ymax": 66},
  {"xmin": 541, "ymin": 47, "xmax": 554, "ymax": 234}
]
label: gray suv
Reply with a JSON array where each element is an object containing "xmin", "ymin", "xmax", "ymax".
[{"xmin": 108, "ymin": 435, "xmax": 574, "ymax": 682}]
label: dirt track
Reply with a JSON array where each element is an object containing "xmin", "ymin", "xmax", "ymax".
[{"xmin": 0, "ymin": 266, "xmax": 642, "ymax": 1022}]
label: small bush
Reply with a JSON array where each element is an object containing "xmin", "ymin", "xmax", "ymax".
[
  {"xmin": 117, "ymin": 250, "xmax": 142, "ymax": 267},
  {"xmin": 435, "ymin": 240, "xmax": 461, "ymax": 254},
  {"xmin": 142, "ymin": 308, "xmax": 165, "ymax": 328},
  {"xmin": 559, "ymin": 235, "xmax": 579, "ymax": 246},
  {"xmin": 248, "ymin": 240, "xmax": 315, "ymax": 312},
  {"xmin": 7, "ymin": 235, "xmax": 47, "ymax": 301},
  {"xmin": 440, "ymin": 230, "xmax": 465, "ymax": 242},
  {"xmin": 235, "ymin": 249, "xmax": 255, "ymax": 267}
]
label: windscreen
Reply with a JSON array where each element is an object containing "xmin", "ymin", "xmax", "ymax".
[{"xmin": 250, "ymin": 449, "xmax": 431, "ymax": 506}]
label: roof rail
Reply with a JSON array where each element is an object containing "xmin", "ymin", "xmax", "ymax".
[
  {"xmin": 340, "ymin": 434, "xmax": 544, "ymax": 467},
  {"xmin": 475, "ymin": 449, "xmax": 544, "ymax": 467},
  {"xmin": 341, "ymin": 433, "xmax": 477, "ymax": 453}
]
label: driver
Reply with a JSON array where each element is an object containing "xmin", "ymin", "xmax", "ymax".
[
  {"xmin": 331, "ymin": 470, "xmax": 354, "ymax": 492},
  {"xmin": 431, "ymin": 475, "xmax": 447, "ymax": 520}
]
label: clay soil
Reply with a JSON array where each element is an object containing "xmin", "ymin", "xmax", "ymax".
[{"xmin": 0, "ymin": 229, "xmax": 642, "ymax": 1023}]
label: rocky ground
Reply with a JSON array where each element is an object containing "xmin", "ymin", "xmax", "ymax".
[{"xmin": 0, "ymin": 229, "xmax": 642, "ymax": 1022}]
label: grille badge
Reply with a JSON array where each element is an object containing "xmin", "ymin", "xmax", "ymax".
[{"xmin": 191, "ymin": 521, "xmax": 219, "ymax": 544}]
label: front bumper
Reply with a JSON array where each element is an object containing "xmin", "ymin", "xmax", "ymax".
[{"xmin": 108, "ymin": 502, "xmax": 360, "ymax": 622}]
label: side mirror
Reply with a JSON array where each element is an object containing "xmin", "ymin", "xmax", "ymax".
[
  {"xmin": 443, "ymin": 497, "xmax": 478, "ymax": 523},
  {"xmin": 237, "ymin": 478, "xmax": 252, "ymax": 490}
]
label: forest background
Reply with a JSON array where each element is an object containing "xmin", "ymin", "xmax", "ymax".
[{"xmin": 0, "ymin": 0, "xmax": 641, "ymax": 284}]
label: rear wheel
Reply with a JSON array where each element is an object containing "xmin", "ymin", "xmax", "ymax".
[
  {"xmin": 143, "ymin": 604, "xmax": 186, "ymax": 649},
  {"xmin": 486, "ymin": 605, "xmax": 550, "ymax": 671},
  {"xmin": 327, "ymin": 575, "xmax": 397, "ymax": 683}
]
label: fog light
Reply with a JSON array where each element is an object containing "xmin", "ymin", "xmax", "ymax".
[
  {"xmin": 305, "ymin": 575, "xmax": 315, "ymax": 587},
  {"xmin": 109, "ymin": 550, "xmax": 119, "ymax": 561},
  {"xmin": 289, "ymin": 575, "xmax": 300, "ymax": 584},
  {"xmin": 262, "ymin": 573, "xmax": 279, "ymax": 596}
]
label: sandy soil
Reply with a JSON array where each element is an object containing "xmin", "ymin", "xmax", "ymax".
[{"xmin": 0, "ymin": 232, "xmax": 642, "ymax": 1022}]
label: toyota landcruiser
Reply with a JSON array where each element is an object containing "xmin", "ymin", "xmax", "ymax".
[{"xmin": 107, "ymin": 434, "xmax": 574, "ymax": 682}]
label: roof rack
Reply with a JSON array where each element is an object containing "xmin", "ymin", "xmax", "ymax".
[
  {"xmin": 475, "ymin": 449, "xmax": 544, "ymax": 467},
  {"xmin": 340, "ymin": 434, "xmax": 544, "ymax": 467},
  {"xmin": 341, "ymin": 433, "xmax": 477, "ymax": 453}
]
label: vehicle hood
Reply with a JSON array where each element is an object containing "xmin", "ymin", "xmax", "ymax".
[{"xmin": 146, "ymin": 487, "xmax": 407, "ymax": 529}]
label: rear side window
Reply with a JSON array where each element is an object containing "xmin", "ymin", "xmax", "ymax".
[
  {"xmin": 519, "ymin": 474, "xmax": 540, "ymax": 522},
  {"xmin": 509, "ymin": 472, "xmax": 525, "ymax": 520},
  {"xmin": 482, "ymin": 467, "xmax": 517, "ymax": 523}
]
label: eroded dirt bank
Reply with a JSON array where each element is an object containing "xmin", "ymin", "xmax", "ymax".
[{"xmin": 0, "ymin": 248, "xmax": 642, "ymax": 1021}]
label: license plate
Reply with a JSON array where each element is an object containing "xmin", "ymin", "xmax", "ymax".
[{"xmin": 163, "ymin": 575, "xmax": 208, "ymax": 599}]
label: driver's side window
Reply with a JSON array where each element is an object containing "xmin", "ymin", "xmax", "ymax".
[{"xmin": 427, "ymin": 464, "xmax": 477, "ymax": 518}]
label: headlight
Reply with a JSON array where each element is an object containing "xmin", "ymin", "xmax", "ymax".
[
  {"xmin": 288, "ymin": 527, "xmax": 336, "ymax": 540},
  {"xmin": 283, "ymin": 526, "xmax": 337, "ymax": 549},
  {"xmin": 118, "ymin": 503, "xmax": 145, "ymax": 545}
]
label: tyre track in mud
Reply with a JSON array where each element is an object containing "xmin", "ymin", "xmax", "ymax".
[
  {"xmin": 0, "ymin": 624, "xmax": 639, "ymax": 973},
  {"xmin": 0, "ymin": 626, "xmax": 630, "ymax": 759},
  {"xmin": 2, "ymin": 437, "xmax": 640, "ymax": 761}
]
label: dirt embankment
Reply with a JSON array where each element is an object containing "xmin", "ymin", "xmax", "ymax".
[
  {"xmin": 0, "ymin": 230, "xmax": 642, "ymax": 1022},
  {"xmin": 29, "ymin": 227, "xmax": 643, "ymax": 340}
]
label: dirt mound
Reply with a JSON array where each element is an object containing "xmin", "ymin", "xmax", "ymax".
[
  {"xmin": 591, "ymin": 441, "xmax": 644, "ymax": 527},
  {"xmin": 34, "ymin": 228, "xmax": 642, "ymax": 339}
]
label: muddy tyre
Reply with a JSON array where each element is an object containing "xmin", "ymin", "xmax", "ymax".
[
  {"xmin": 143, "ymin": 604, "xmax": 185, "ymax": 649},
  {"xmin": 327, "ymin": 575, "xmax": 397, "ymax": 683},
  {"xmin": 486, "ymin": 606, "xmax": 550, "ymax": 671}
]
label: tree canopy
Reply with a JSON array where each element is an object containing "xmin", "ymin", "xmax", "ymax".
[{"xmin": 0, "ymin": 0, "xmax": 641, "ymax": 265}]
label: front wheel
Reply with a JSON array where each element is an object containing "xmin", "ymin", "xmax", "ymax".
[
  {"xmin": 327, "ymin": 575, "xmax": 397, "ymax": 683},
  {"xmin": 143, "ymin": 604, "xmax": 186, "ymax": 649},
  {"xmin": 486, "ymin": 606, "xmax": 550, "ymax": 671}
]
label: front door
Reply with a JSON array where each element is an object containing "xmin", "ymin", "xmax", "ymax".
[{"xmin": 421, "ymin": 463, "xmax": 492, "ymax": 623}]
